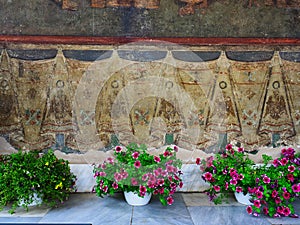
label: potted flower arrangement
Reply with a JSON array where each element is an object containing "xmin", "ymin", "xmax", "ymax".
[
  {"xmin": 93, "ymin": 143, "xmax": 183, "ymax": 206},
  {"xmin": 197, "ymin": 143, "xmax": 256, "ymax": 205},
  {"xmin": 246, "ymin": 147, "xmax": 299, "ymax": 218},
  {"xmin": 0, "ymin": 150, "xmax": 77, "ymax": 214}
]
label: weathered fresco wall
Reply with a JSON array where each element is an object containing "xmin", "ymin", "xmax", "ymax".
[
  {"xmin": 1, "ymin": 0, "xmax": 300, "ymax": 37},
  {"xmin": 0, "ymin": 43, "xmax": 299, "ymax": 164},
  {"xmin": 1, "ymin": 0, "xmax": 300, "ymax": 166}
]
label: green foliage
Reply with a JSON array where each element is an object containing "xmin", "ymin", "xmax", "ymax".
[
  {"xmin": 0, "ymin": 150, "xmax": 76, "ymax": 214},
  {"xmin": 93, "ymin": 143, "xmax": 183, "ymax": 206},
  {"xmin": 198, "ymin": 144, "xmax": 255, "ymax": 204},
  {"xmin": 198, "ymin": 145, "xmax": 300, "ymax": 218}
]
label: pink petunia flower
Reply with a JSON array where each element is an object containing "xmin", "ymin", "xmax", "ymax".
[
  {"xmin": 280, "ymin": 158, "xmax": 288, "ymax": 166},
  {"xmin": 154, "ymin": 156, "xmax": 161, "ymax": 163},
  {"xmin": 167, "ymin": 196, "xmax": 174, "ymax": 205},
  {"xmin": 236, "ymin": 186, "xmax": 243, "ymax": 193},
  {"xmin": 246, "ymin": 206, "xmax": 253, "ymax": 214},
  {"xmin": 238, "ymin": 147, "xmax": 244, "ymax": 152},
  {"xmin": 263, "ymin": 176, "xmax": 271, "ymax": 184},
  {"xmin": 288, "ymin": 165, "xmax": 295, "ymax": 173},
  {"xmin": 230, "ymin": 179, "xmax": 237, "ymax": 185},
  {"xmin": 254, "ymin": 200, "xmax": 261, "ymax": 208},
  {"xmin": 283, "ymin": 207, "xmax": 291, "ymax": 217},
  {"xmin": 131, "ymin": 178, "xmax": 138, "ymax": 186},
  {"xmin": 112, "ymin": 182, "xmax": 118, "ymax": 189},
  {"xmin": 173, "ymin": 146, "xmax": 179, "ymax": 152},
  {"xmin": 157, "ymin": 178, "xmax": 165, "ymax": 186},
  {"xmin": 287, "ymin": 174, "xmax": 294, "ymax": 182},
  {"xmin": 115, "ymin": 146, "xmax": 122, "ymax": 153},
  {"xmin": 134, "ymin": 160, "xmax": 141, "ymax": 168},
  {"xmin": 263, "ymin": 207, "xmax": 269, "ymax": 215},
  {"xmin": 272, "ymin": 190, "xmax": 278, "ymax": 198},
  {"xmin": 256, "ymin": 191, "xmax": 263, "ymax": 199},
  {"xmin": 275, "ymin": 197, "xmax": 282, "ymax": 204},
  {"xmin": 203, "ymin": 172, "xmax": 213, "ymax": 181},
  {"xmin": 292, "ymin": 183, "xmax": 300, "ymax": 192},
  {"xmin": 132, "ymin": 152, "xmax": 139, "ymax": 159},
  {"xmin": 273, "ymin": 159, "xmax": 280, "ymax": 167},
  {"xmin": 142, "ymin": 173, "xmax": 148, "ymax": 181},
  {"xmin": 139, "ymin": 185, "xmax": 147, "ymax": 193},
  {"xmin": 214, "ymin": 186, "xmax": 221, "ymax": 192},
  {"xmin": 283, "ymin": 192, "xmax": 291, "ymax": 200}
]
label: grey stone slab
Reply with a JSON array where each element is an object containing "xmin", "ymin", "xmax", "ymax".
[
  {"xmin": 188, "ymin": 206, "xmax": 271, "ymax": 225},
  {"xmin": 133, "ymin": 194, "xmax": 190, "ymax": 220},
  {"xmin": 132, "ymin": 217, "xmax": 194, "ymax": 225},
  {"xmin": 0, "ymin": 217, "xmax": 41, "ymax": 222},
  {"xmin": 40, "ymin": 193, "xmax": 132, "ymax": 225},
  {"xmin": 182, "ymin": 192, "xmax": 242, "ymax": 207}
]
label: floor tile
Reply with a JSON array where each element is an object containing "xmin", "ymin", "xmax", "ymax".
[
  {"xmin": 133, "ymin": 194, "xmax": 191, "ymax": 220},
  {"xmin": 182, "ymin": 192, "xmax": 242, "ymax": 207},
  {"xmin": 40, "ymin": 193, "xmax": 132, "ymax": 225},
  {"xmin": 132, "ymin": 217, "xmax": 194, "ymax": 225},
  {"xmin": 188, "ymin": 206, "xmax": 271, "ymax": 225}
]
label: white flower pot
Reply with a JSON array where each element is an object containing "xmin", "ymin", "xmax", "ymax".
[
  {"xmin": 19, "ymin": 193, "xmax": 43, "ymax": 207},
  {"xmin": 124, "ymin": 191, "xmax": 152, "ymax": 206},
  {"xmin": 234, "ymin": 192, "xmax": 253, "ymax": 205}
]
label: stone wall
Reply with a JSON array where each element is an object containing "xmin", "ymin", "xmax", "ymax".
[
  {"xmin": 0, "ymin": 42, "xmax": 299, "ymax": 165},
  {"xmin": 1, "ymin": 0, "xmax": 300, "ymax": 37}
]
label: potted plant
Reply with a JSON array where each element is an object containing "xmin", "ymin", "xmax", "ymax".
[
  {"xmin": 0, "ymin": 150, "xmax": 77, "ymax": 214},
  {"xmin": 196, "ymin": 143, "xmax": 256, "ymax": 204},
  {"xmin": 246, "ymin": 147, "xmax": 299, "ymax": 218},
  {"xmin": 93, "ymin": 143, "xmax": 183, "ymax": 206}
]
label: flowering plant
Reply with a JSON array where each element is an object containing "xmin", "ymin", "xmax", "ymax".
[
  {"xmin": 196, "ymin": 144, "xmax": 256, "ymax": 204},
  {"xmin": 93, "ymin": 143, "xmax": 183, "ymax": 205},
  {"xmin": 0, "ymin": 150, "xmax": 77, "ymax": 214},
  {"xmin": 246, "ymin": 147, "xmax": 299, "ymax": 218}
]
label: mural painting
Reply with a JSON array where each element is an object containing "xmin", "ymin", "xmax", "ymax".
[{"xmin": 0, "ymin": 46, "xmax": 299, "ymax": 163}]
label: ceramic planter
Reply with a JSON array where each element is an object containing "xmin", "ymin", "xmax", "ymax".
[
  {"xmin": 234, "ymin": 192, "xmax": 253, "ymax": 205},
  {"xmin": 124, "ymin": 191, "xmax": 152, "ymax": 206}
]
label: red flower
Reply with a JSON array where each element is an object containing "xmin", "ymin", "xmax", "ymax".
[{"xmin": 196, "ymin": 158, "xmax": 201, "ymax": 165}]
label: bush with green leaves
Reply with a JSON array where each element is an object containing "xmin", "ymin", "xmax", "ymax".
[
  {"xmin": 93, "ymin": 143, "xmax": 183, "ymax": 205},
  {"xmin": 0, "ymin": 150, "xmax": 76, "ymax": 214}
]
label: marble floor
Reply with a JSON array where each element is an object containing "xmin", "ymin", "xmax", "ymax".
[{"xmin": 0, "ymin": 193, "xmax": 299, "ymax": 225}]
